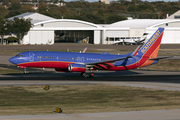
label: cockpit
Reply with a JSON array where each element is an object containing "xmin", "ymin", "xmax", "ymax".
[
  {"xmin": 16, "ymin": 55, "xmax": 24, "ymax": 57},
  {"xmin": 9, "ymin": 53, "xmax": 26, "ymax": 65}
]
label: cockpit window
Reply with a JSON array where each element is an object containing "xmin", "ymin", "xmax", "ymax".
[{"xmin": 16, "ymin": 55, "xmax": 24, "ymax": 57}]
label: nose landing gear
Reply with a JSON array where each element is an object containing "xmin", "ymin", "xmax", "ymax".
[{"xmin": 81, "ymin": 72, "xmax": 87, "ymax": 77}]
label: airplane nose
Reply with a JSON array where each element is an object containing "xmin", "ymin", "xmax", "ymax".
[{"xmin": 9, "ymin": 57, "xmax": 16, "ymax": 64}]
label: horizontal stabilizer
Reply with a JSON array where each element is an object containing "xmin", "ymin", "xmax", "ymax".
[{"xmin": 148, "ymin": 56, "xmax": 174, "ymax": 60}]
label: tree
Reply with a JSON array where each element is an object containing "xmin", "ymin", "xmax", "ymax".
[
  {"xmin": 2, "ymin": 0, "xmax": 10, "ymax": 6},
  {"xmin": 0, "ymin": 5, "xmax": 8, "ymax": 18},
  {"xmin": 6, "ymin": 1, "xmax": 22, "ymax": 18},
  {"xmin": 7, "ymin": 36, "xmax": 18, "ymax": 43},
  {"xmin": 12, "ymin": 17, "xmax": 33, "ymax": 44},
  {"xmin": 106, "ymin": 14, "xmax": 127, "ymax": 24},
  {"xmin": 0, "ymin": 18, "xmax": 11, "ymax": 44},
  {"xmin": 118, "ymin": 0, "xmax": 125, "ymax": 3}
]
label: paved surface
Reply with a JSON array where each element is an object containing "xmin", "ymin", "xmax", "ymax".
[
  {"xmin": 0, "ymin": 43, "xmax": 180, "ymax": 51},
  {"xmin": 1, "ymin": 109, "xmax": 180, "ymax": 120},
  {"xmin": 0, "ymin": 54, "xmax": 12, "ymax": 64},
  {"xmin": 0, "ymin": 70, "xmax": 180, "ymax": 91}
]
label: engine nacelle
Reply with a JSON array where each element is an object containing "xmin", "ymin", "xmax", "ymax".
[{"xmin": 68, "ymin": 63, "xmax": 86, "ymax": 72}]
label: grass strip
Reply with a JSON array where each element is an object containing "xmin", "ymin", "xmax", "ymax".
[{"xmin": 0, "ymin": 85, "xmax": 180, "ymax": 115}]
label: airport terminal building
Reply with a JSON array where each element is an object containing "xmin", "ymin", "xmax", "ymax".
[{"xmin": 9, "ymin": 12, "xmax": 180, "ymax": 45}]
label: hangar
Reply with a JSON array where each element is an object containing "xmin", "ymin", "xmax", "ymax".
[
  {"xmin": 106, "ymin": 19, "xmax": 180, "ymax": 44},
  {"xmin": 9, "ymin": 13, "xmax": 104, "ymax": 44},
  {"xmin": 27, "ymin": 19, "xmax": 102, "ymax": 44},
  {"xmin": 9, "ymin": 12, "xmax": 180, "ymax": 45}
]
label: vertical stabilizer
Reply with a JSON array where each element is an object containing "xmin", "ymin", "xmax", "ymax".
[{"xmin": 138, "ymin": 28, "xmax": 164, "ymax": 58}]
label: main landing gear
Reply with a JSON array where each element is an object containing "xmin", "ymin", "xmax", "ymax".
[
  {"xmin": 81, "ymin": 72, "xmax": 95, "ymax": 77},
  {"xmin": 23, "ymin": 68, "xmax": 27, "ymax": 73}
]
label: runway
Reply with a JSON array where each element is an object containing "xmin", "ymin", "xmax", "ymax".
[{"xmin": 0, "ymin": 69, "xmax": 180, "ymax": 90}]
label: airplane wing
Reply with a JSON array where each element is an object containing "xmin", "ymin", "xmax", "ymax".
[
  {"xmin": 84, "ymin": 45, "xmax": 141, "ymax": 66},
  {"xmin": 84, "ymin": 55, "xmax": 132, "ymax": 65}
]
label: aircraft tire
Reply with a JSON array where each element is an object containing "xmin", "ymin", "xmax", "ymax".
[
  {"xmin": 23, "ymin": 69, "xmax": 27, "ymax": 74},
  {"xmin": 89, "ymin": 73, "xmax": 94, "ymax": 77},
  {"xmin": 81, "ymin": 72, "xmax": 87, "ymax": 77}
]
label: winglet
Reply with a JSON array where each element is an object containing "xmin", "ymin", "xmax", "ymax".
[
  {"xmin": 82, "ymin": 47, "xmax": 88, "ymax": 53},
  {"xmin": 131, "ymin": 45, "xmax": 141, "ymax": 56}
]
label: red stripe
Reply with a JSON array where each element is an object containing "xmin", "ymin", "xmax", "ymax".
[{"xmin": 18, "ymin": 61, "xmax": 74, "ymax": 68}]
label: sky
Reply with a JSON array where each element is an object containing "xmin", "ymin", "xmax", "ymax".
[
  {"xmin": 141, "ymin": 0, "xmax": 178, "ymax": 1},
  {"xmin": 64, "ymin": 0, "xmax": 179, "ymax": 2}
]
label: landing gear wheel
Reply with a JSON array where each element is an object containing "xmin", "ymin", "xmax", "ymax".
[
  {"xmin": 23, "ymin": 69, "xmax": 27, "ymax": 74},
  {"xmin": 81, "ymin": 72, "xmax": 87, "ymax": 77},
  {"xmin": 89, "ymin": 72, "xmax": 95, "ymax": 77}
]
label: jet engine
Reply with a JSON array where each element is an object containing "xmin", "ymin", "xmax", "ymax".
[{"xmin": 68, "ymin": 63, "xmax": 86, "ymax": 72}]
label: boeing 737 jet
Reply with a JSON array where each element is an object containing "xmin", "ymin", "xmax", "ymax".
[{"xmin": 9, "ymin": 28, "xmax": 165, "ymax": 77}]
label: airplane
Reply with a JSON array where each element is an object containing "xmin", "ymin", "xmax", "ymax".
[
  {"xmin": 113, "ymin": 33, "xmax": 151, "ymax": 45},
  {"xmin": 9, "ymin": 28, "xmax": 166, "ymax": 77},
  {"xmin": 114, "ymin": 38, "xmax": 146, "ymax": 45}
]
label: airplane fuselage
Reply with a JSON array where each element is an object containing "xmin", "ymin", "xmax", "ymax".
[{"xmin": 9, "ymin": 51, "xmax": 155, "ymax": 72}]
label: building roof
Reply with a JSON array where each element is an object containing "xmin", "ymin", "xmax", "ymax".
[
  {"xmin": 8, "ymin": 12, "xmax": 55, "ymax": 24},
  {"xmin": 108, "ymin": 19, "xmax": 170, "ymax": 28},
  {"xmin": 166, "ymin": 10, "xmax": 180, "ymax": 19}
]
